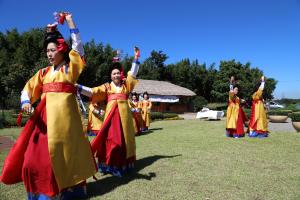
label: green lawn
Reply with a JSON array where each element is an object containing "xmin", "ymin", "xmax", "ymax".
[{"xmin": 1, "ymin": 120, "xmax": 300, "ymax": 200}]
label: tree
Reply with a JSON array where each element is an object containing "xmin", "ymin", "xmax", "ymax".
[
  {"xmin": 0, "ymin": 28, "xmax": 278, "ymax": 109},
  {"xmin": 138, "ymin": 50, "xmax": 168, "ymax": 80}
]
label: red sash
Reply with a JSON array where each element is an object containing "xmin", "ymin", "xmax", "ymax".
[
  {"xmin": 42, "ymin": 82, "xmax": 77, "ymax": 94},
  {"xmin": 107, "ymin": 93, "xmax": 128, "ymax": 102}
]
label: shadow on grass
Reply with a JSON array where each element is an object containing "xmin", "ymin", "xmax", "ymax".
[
  {"xmin": 138, "ymin": 127, "xmax": 163, "ymax": 136},
  {"xmin": 87, "ymin": 154, "xmax": 181, "ymax": 198}
]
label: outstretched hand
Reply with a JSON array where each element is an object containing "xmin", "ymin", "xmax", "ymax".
[
  {"xmin": 134, "ymin": 46, "xmax": 140, "ymax": 60},
  {"xmin": 63, "ymin": 12, "xmax": 73, "ymax": 21},
  {"xmin": 22, "ymin": 103, "xmax": 33, "ymax": 115},
  {"xmin": 53, "ymin": 11, "xmax": 75, "ymax": 28},
  {"xmin": 230, "ymin": 76, "xmax": 235, "ymax": 83}
]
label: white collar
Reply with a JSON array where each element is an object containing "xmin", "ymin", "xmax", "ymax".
[
  {"xmin": 50, "ymin": 62, "xmax": 67, "ymax": 77},
  {"xmin": 111, "ymin": 81, "xmax": 122, "ymax": 93}
]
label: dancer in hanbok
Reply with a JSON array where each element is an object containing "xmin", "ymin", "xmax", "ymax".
[
  {"xmin": 77, "ymin": 47, "xmax": 140, "ymax": 177},
  {"xmin": 248, "ymin": 76, "xmax": 269, "ymax": 138},
  {"xmin": 0, "ymin": 12, "xmax": 96, "ymax": 199},
  {"xmin": 141, "ymin": 92, "xmax": 152, "ymax": 131},
  {"xmin": 129, "ymin": 92, "xmax": 143, "ymax": 135},
  {"xmin": 226, "ymin": 76, "xmax": 248, "ymax": 138}
]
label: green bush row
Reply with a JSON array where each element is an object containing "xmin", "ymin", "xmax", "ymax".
[
  {"xmin": 151, "ymin": 112, "xmax": 179, "ymax": 121},
  {"xmin": 206, "ymin": 103, "xmax": 228, "ymax": 110},
  {"xmin": 280, "ymin": 102, "xmax": 300, "ymax": 112},
  {"xmin": 290, "ymin": 112, "xmax": 300, "ymax": 122},
  {"xmin": 268, "ymin": 110, "xmax": 292, "ymax": 116}
]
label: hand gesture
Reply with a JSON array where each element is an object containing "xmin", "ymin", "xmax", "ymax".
[
  {"xmin": 63, "ymin": 12, "xmax": 73, "ymax": 21},
  {"xmin": 22, "ymin": 103, "xmax": 33, "ymax": 115},
  {"xmin": 134, "ymin": 46, "xmax": 140, "ymax": 60},
  {"xmin": 230, "ymin": 76, "xmax": 236, "ymax": 84}
]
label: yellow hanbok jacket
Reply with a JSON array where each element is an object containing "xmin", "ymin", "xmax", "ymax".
[
  {"xmin": 141, "ymin": 100, "xmax": 152, "ymax": 127},
  {"xmin": 249, "ymin": 89, "xmax": 268, "ymax": 132},
  {"xmin": 88, "ymin": 103, "xmax": 104, "ymax": 132},
  {"xmin": 226, "ymin": 92, "xmax": 240, "ymax": 129},
  {"xmin": 91, "ymin": 72, "xmax": 138, "ymax": 158},
  {"xmin": 128, "ymin": 100, "xmax": 143, "ymax": 133},
  {"xmin": 23, "ymin": 50, "xmax": 96, "ymax": 190}
]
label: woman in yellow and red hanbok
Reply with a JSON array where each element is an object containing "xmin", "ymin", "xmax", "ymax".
[
  {"xmin": 248, "ymin": 76, "xmax": 269, "ymax": 138},
  {"xmin": 87, "ymin": 102, "xmax": 105, "ymax": 136},
  {"xmin": 0, "ymin": 12, "xmax": 96, "ymax": 199},
  {"xmin": 141, "ymin": 91, "xmax": 152, "ymax": 131},
  {"xmin": 77, "ymin": 47, "xmax": 140, "ymax": 177},
  {"xmin": 226, "ymin": 76, "xmax": 248, "ymax": 138},
  {"xmin": 129, "ymin": 92, "xmax": 143, "ymax": 135}
]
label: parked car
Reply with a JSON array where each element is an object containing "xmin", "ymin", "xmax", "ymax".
[{"xmin": 267, "ymin": 101, "xmax": 285, "ymax": 109}]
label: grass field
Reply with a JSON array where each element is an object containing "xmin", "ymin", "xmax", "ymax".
[{"xmin": 0, "ymin": 119, "xmax": 300, "ymax": 200}]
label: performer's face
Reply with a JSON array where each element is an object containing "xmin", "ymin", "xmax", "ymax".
[
  {"xmin": 133, "ymin": 95, "xmax": 137, "ymax": 101},
  {"xmin": 144, "ymin": 94, "xmax": 148, "ymax": 99},
  {"xmin": 233, "ymin": 87, "xmax": 239, "ymax": 95},
  {"xmin": 46, "ymin": 43, "xmax": 64, "ymax": 66},
  {"xmin": 111, "ymin": 69, "xmax": 121, "ymax": 85}
]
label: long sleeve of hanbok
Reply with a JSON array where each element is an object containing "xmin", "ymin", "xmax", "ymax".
[
  {"xmin": 68, "ymin": 28, "xmax": 85, "ymax": 82},
  {"xmin": 252, "ymin": 82, "xmax": 265, "ymax": 100},
  {"xmin": 126, "ymin": 60, "xmax": 140, "ymax": 92},
  {"xmin": 92, "ymin": 85, "xmax": 108, "ymax": 103},
  {"xmin": 21, "ymin": 69, "xmax": 44, "ymax": 106},
  {"xmin": 228, "ymin": 84, "xmax": 235, "ymax": 102}
]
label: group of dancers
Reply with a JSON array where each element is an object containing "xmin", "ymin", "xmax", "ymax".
[
  {"xmin": 128, "ymin": 92, "xmax": 152, "ymax": 135},
  {"xmin": 226, "ymin": 76, "xmax": 269, "ymax": 138},
  {"xmin": 87, "ymin": 91, "xmax": 152, "ymax": 137},
  {"xmin": 0, "ymin": 11, "xmax": 271, "ymax": 200}
]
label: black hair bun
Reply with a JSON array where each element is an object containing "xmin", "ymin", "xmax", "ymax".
[
  {"xmin": 44, "ymin": 30, "xmax": 64, "ymax": 50},
  {"xmin": 109, "ymin": 62, "xmax": 122, "ymax": 74}
]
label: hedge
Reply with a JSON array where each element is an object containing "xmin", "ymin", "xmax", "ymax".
[
  {"xmin": 206, "ymin": 103, "xmax": 228, "ymax": 110},
  {"xmin": 290, "ymin": 112, "xmax": 300, "ymax": 122},
  {"xmin": 267, "ymin": 110, "xmax": 292, "ymax": 116},
  {"xmin": 151, "ymin": 112, "xmax": 181, "ymax": 121}
]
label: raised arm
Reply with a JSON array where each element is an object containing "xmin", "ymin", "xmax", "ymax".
[
  {"xmin": 229, "ymin": 76, "xmax": 235, "ymax": 92},
  {"xmin": 126, "ymin": 47, "xmax": 140, "ymax": 92},
  {"xmin": 64, "ymin": 13, "xmax": 84, "ymax": 57},
  {"xmin": 259, "ymin": 76, "xmax": 265, "ymax": 90},
  {"xmin": 130, "ymin": 46, "xmax": 140, "ymax": 78}
]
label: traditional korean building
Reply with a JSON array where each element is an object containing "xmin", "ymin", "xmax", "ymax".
[{"xmin": 133, "ymin": 79, "xmax": 196, "ymax": 113}]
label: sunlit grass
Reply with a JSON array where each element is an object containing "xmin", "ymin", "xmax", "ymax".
[{"xmin": 1, "ymin": 120, "xmax": 300, "ymax": 200}]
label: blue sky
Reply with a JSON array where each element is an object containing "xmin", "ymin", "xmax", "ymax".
[{"xmin": 1, "ymin": 0, "xmax": 300, "ymax": 98}]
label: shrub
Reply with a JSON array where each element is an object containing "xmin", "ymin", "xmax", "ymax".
[
  {"xmin": 192, "ymin": 96, "xmax": 208, "ymax": 112},
  {"xmin": 206, "ymin": 103, "xmax": 228, "ymax": 110},
  {"xmin": 290, "ymin": 112, "xmax": 300, "ymax": 122},
  {"xmin": 151, "ymin": 112, "xmax": 164, "ymax": 120},
  {"xmin": 267, "ymin": 110, "xmax": 292, "ymax": 116},
  {"xmin": 163, "ymin": 113, "xmax": 179, "ymax": 119},
  {"xmin": 151, "ymin": 112, "xmax": 179, "ymax": 121},
  {"xmin": 284, "ymin": 104, "xmax": 300, "ymax": 112}
]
